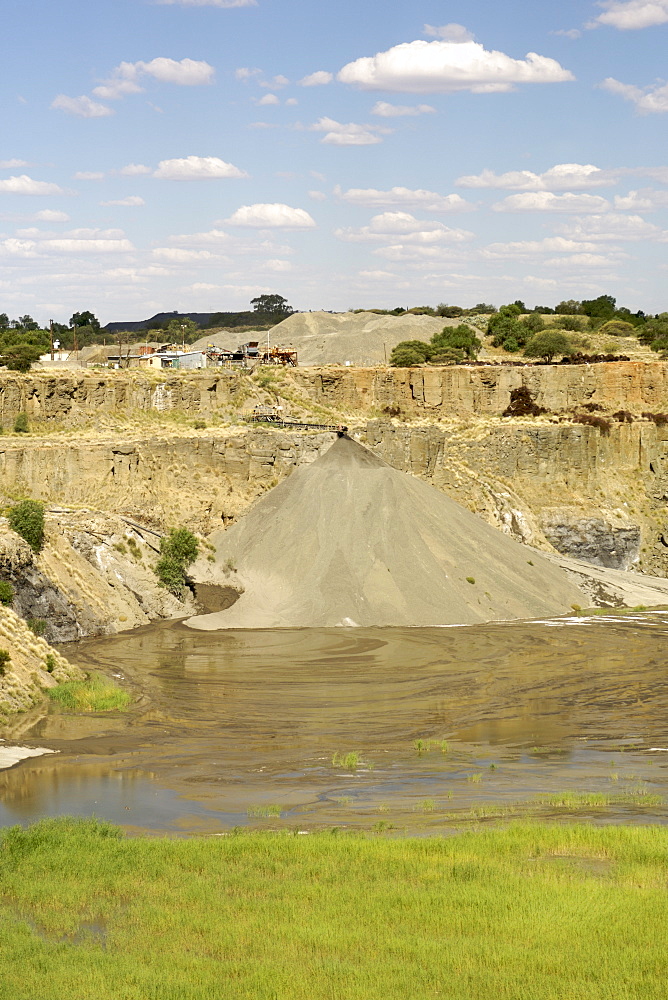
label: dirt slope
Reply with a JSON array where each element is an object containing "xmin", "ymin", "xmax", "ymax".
[{"xmin": 187, "ymin": 437, "xmax": 587, "ymax": 629}]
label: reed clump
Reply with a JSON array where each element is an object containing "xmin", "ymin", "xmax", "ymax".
[{"xmin": 48, "ymin": 672, "xmax": 131, "ymax": 712}]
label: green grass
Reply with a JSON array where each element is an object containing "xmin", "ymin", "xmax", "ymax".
[
  {"xmin": 0, "ymin": 819, "xmax": 668, "ymax": 999},
  {"xmin": 48, "ymin": 672, "xmax": 131, "ymax": 713},
  {"xmin": 247, "ymin": 804, "xmax": 283, "ymax": 819}
]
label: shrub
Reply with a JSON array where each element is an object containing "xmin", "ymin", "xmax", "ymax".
[
  {"xmin": 155, "ymin": 528, "xmax": 199, "ymax": 598},
  {"xmin": 0, "ymin": 649, "xmax": 10, "ymax": 676},
  {"xmin": 27, "ymin": 618, "xmax": 47, "ymax": 636},
  {"xmin": 573, "ymin": 413, "xmax": 611, "ymax": 435},
  {"xmin": 0, "ymin": 581, "xmax": 13, "ymax": 606},
  {"xmin": 502, "ymin": 387, "xmax": 547, "ymax": 418},
  {"xmin": 45, "ymin": 653, "xmax": 57, "ymax": 673},
  {"xmin": 13, "ymin": 412, "xmax": 29, "ymax": 433},
  {"xmin": 523, "ymin": 331, "xmax": 574, "ymax": 363},
  {"xmin": 8, "ymin": 499, "xmax": 45, "ymax": 553},
  {"xmin": 430, "ymin": 324, "xmax": 482, "ymax": 360},
  {"xmin": 598, "ymin": 319, "xmax": 636, "ymax": 338}
]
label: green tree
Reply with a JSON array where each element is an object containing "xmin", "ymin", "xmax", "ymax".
[
  {"xmin": 554, "ymin": 300, "xmax": 582, "ymax": 315},
  {"xmin": 431, "ymin": 324, "xmax": 482, "ymax": 360},
  {"xmin": 581, "ymin": 295, "xmax": 616, "ymax": 321},
  {"xmin": 166, "ymin": 317, "xmax": 199, "ymax": 343},
  {"xmin": 70, "ymin": 311, "xmax": 100, "ymax": 333},
  {"xmin": 0, "ymin": 342, "xmax": 45, "ymax": 373},
  {"xmin": 389, "ymin": 341, "xmax": 433, "ymax": 366},
  {"xmin": 523, "ymin": 331, "xmax": 574, "ymax": 363},
  {"xmin": 8, "ymin": 500, "xmax": 45, "ymax": 553},
  {"xmin": 13, "ymin": 413, "xmax": 29, "ymax": 433},
  {"xmin": 250, "ymin": 294, "xmax": 293, "ymax": 321}
]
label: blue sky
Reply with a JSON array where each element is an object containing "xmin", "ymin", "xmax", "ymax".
[{"xmin": 2, "ymin": 0, "xmax": 668, "ymax": 324}]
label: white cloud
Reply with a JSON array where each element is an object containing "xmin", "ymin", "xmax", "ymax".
[
  {"xmin": 298, "ymin": 71, "xmax": 333, "ymax": 86},
  {"xmin": 235, "ymin": 67, "xmax": 262, "ymax": 82},
  {"xmin": 33, "ymin": 209, "xmax": 70, "ymax": 222},
  {"xmin": 285, "ymin": 97, "xmax": 298, "ymax": 106},
  {"xmin": 481, "ymin": 237, "xmax": 605, "ymax": 258},
  {"xmin": 265, "ymin": 259, "xmax": 292, "ymax": 271},
  {"xmin": 226, "ymin": 203, "xmax": 316, "ymax": 228},
  {"xmin": 613, "ymin": 188, "xmax": 668, "ymax": 210},
  {"xmin": 600, "ymin": 77, "xmax": 668, "ymax": 113},
  {"xmin": 153, "ymin": 155, "xmax": 248, "ymax": 179},
  {"xmin": 310, "ymin": 117, "xmax": 390, "ymax": 146},
  {"xmin": 337, "ymin": 39, "xmax": 574, "ymax": 94},
  {"xmin": 492, "ymin": 192, "xmax": 611, "ymax": 212},
  {"xmin": 92, "ymin": 58, "xmax": 215, "ymax": 100},
  {"xmin": 335, "ymin": 211, "xmax": 474, "ymax": 244},
  {"xmin": 2, "ymin": 228, "xmax": 134, "ymax": 255},
  {"xmin": 260, "ymin": 75, "xmax": 289, "ymax": 89},
  {"xmin": 101, "ymin": 196, "xmax": 145, "ymax": 206},
  {"xmin": 169, "ymin": 228, "xmax": 230, "ymax": 245},
  {"xmin": 424, "ymin": 23, "xmax": 475, "ymax": 42},
  {"xmin": 257, "ymin": 93, "xmax": 280, "ymax": 105},
  {"xmin": 456, "ymin": 163, "xmax": 614, "ymax": 190},
  {"xmin": 554, "ymin": 213, "xmax": 664, "ymax": 240},
  {"xmin": 308, "ymin": 190, "xmax": 327, "ymax": 201},
  {"xmin": 44, "ymin": 238, "xmax": 134, "ymax": 253},
  {"xmin": 120, "ymin": 163, "xmax": 151, "ymax": 176},
  {"xmin": 358, "ymin": 269, "xmax": 397, "ymax": 279},
  {"xmin": 152, "ymin": 248, "xmax": 217, "ymax": 261},
  {"xmin": 544, "ymin": 253, "xmax": 625, "ymax": 268},
  {"xmin": 552, "ymin": 28, "xmax": 582, "ymax": 38},
  {"xmin": 588, "ymin": 0, "xmax": 668, "ymax": 29},
  {"xmin": 371, "ymin": 101, "xmax": 436, "ymax": 117},
  {"xmin": 51, "ymin": 95, "xmax": 114, "ymax": 118},
  {"xmin": 74, "ymin": 171, "xmax": 105, "ymax": 180},
  {"xmin": 334, "ymin": 184, "xmax": 475, "ymax": 213},
  {"xmin": 0, "ymin": 159, "xmax": 29, "ymax": 169},
  {"xmin": 156, "ymin": 0, "xmax": 256, "ymax": 6},
  {"xmin": 0, "ymin": 175, "xmax": 66, "ymax": 196}
]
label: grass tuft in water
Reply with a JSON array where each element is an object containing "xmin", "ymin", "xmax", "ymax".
[
  {"xmin": 48, "ymin": 673, "xmax": 131, "ymax": 713},
  {"xmin": 247, "ymin": 804, "xmax": 283, "ymax": 819},
  {"xmin": 332, "ymin": 751, "xmax": 360, "ymax": 771}
]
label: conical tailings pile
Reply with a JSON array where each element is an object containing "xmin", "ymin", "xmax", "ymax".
[{"xmin": 187, "ymin": 437, "xmax": 585, "ymax": 629}]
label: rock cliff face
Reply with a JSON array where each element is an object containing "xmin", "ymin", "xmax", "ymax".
[
  {"xmin": 0, "ymin": 512, "xmax": 194, "ymax": 644},
  {"xmin": 3, "ymin": 362, "xmax": 668, "ymax": 424}
]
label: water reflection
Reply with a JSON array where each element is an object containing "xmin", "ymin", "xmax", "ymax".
[{"xmin": 2, "ymin": 616, "xmax": 668, "ymax": 832}]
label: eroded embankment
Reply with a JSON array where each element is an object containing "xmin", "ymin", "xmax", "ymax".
[
  {"xmin": 0, "ymin": 604, "xmax": 80, "ymax": 717},
  {"xmin": 3, "ymin": 361, "xmax": 668, "ymax": 425}
]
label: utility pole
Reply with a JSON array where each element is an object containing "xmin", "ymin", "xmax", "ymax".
[{"xmin": 50, "ymin": 320, "xmax": 54, "ymax": 361}]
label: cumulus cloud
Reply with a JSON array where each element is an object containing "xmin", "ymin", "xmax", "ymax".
[
  {"xmin": 225, "ymin": 203, "xmax": 316, "ymax": 228},
  {"xmin": 456, "ymin": 163, "xmax": 615, "ymax": 191},
  {"xmin": 298, "ymin": 71, "xmax": 333, "ymax": 86},
  {"xmin": 337, "ymin": 39, "xmax": 574, "ymax": 94},
  {"xmin": 33, "ymin": 210, "xmax": 70, "ymax": 222},
  {"xmin": 492, "ymin": 192, "xmax": 611, "ymax": 212},
  {"xmin": 554, "ymin": 213, "xmax": 664, "ymax": 240},
  {"xmin": 334, "ymin": 184, "xmax": 475, "ymax": 213},
  {"xmin": 600, "ymin": 77, "xmax": 668, "ymax": 113},
  {"xmin": 310, "ymin": 117, "xmax": 390, "ymax": 145},
  {"xmin": 613, "ymin": 188, "xmax": 668, "ymax": 210},
  {"xmin": 588, "ymin": 0, "xmax": 668, "ymax": 29},
  {"xmin": 92, "ymin": 58, "xmax": 215, "ymax": 100},
  {"xmin": 169, "ymin": 229, "xmax": 230, "ymax": 245},
  {"xmin": 544, "ymin": 253, "xmax": 625, "ymax": 268},
  {"xmin": 153, "ymin": 156, "xmax": 248, "ymax": 180},
  {"xmin": 260, "ymin": 75, "xmax": 289, "ymax": 89},
  {"xmin": 1, "ymin": 227, "xmax": 134, "ymax": 255},
  {"xmin": 424, "ymin": 23, "xmax": 475, "ymax": 42},
  {"xmin": 481, "ymin": 237, "xmax": 604, "ymax": 259},
  {"xmin": 120, "ymin": 163, "xmax": 152, "ymax": 176},
  {"xmin": 74, "ymin": 171, "xmax": 105, "ymax": 180},
  {"xmin": 51, "ymin": 95, "xmax": 114, "ymax": 118},
  {"xmin": 100, "ymin": 196, "xmax": 145, "ymax": 206},
  {"xmin": 0, "ymin": 159, "xmax": 29, "ymax": 169},
  {"xmin": 264, "ymin": 259, "xmax": 292, "ymax": 271},
  {"xmin": 0, "ymin": 175, "xmax": 66, "ymax": 196},
  {"xmin": 257, "ymin": 93, "xmax": 280, "ymax": 105},
  {"xmin": 371, "ymin": 101, "xmax": 436, "ymax": 117},
  {"xmin": 335, "ymin": 211, "xmax": 474, "ymax": 244},
  {"xmin": 152, "ymin": 248, "xmax": 217, "ymax": 261}
]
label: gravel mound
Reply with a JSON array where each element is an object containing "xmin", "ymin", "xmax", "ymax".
[
  {"xmin": 187, "ymin": 437, "xmax": 586, "ymax": 629},
  {"xmin": 263, "ymin": 311, "xmax": 450, "ymax": 366}
]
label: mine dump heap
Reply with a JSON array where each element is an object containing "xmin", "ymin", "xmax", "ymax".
[{"xmin": 187, "ymin": 437, "xmax": 586, "ymax": 630}]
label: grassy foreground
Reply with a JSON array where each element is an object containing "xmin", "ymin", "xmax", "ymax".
[{"xmin": 0, "ymin": 820, "xmax": 667, "ymax": 999}]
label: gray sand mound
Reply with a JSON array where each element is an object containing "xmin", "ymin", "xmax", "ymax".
[
  {"xmin": 187, "ymin": 437, "xmax": 586, "ymax": 629},
  {"xmin": 264, "ymin": 311, "xmax": 450, "ymax": 366}
]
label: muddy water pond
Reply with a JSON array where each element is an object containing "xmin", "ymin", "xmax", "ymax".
[{"xmin": 2, "ymin": 615, "xmax": 668, "ymax": 834}]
